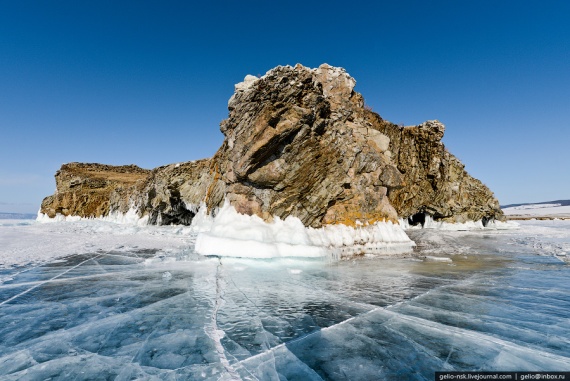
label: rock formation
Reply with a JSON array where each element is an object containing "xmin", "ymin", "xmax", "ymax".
[
  {"xmin": 40, "ymin": 64, "xmax": 504, "ymax": 236},
  {"xmin": 40, "ymin": 163, "xmax": 149, "ymax": 219}
]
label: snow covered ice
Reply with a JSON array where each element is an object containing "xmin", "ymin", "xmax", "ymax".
[{"xmin": 0, "ymin": 219, "xmax": 569, "ymax": 380}]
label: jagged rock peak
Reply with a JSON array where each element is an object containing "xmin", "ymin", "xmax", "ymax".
[
  {"xmin": 418, "ymin": 120, "xmax": 445, "ymax": 138},
  {"xmin": 228, "ymin": 64, "xmax": 359, "ymax": 112},
  {"xmin": 233, "ymin": 63, "xmax": 356, "ymax": 92},
  {"xmin": 216, "ymin": 63, "xmax": 403, "ymax": 227}
]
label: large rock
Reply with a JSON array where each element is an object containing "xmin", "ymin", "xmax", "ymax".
[
  {"xmin": 216, "ymin": 63, "xmax": 400, "ymax": 228},
  {"xmin": 39, "ymin": 64, "xmax": 504, "ymax": 229}
]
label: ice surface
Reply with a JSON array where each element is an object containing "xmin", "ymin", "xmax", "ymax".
[
  {"xmin": 0, "ymin": 218, "xmax": 196, "ymax": 269},
  {"xmin": 0, "ymin": 219, "xmax": 35, "ymax": 227},
  {"xmin": 0, "ymin": 217, "xmax": 569, "ymax": 379}
]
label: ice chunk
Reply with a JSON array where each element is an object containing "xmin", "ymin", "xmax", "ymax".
[
  {"xmin": 194, "ymin": 201, "xmax": 414, "ymax": 259},
  {"xmin": 162, "ymin": 271, "xmax": 172, "ymax": 280}
]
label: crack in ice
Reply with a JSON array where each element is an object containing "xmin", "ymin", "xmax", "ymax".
[
  {"xmin": 235, "ymin": 271, "xmax": 493, "ymax": 370},
  {"xmin": 205, "ymin": 258, "xmax": 242, "ymax": 380},
  {"xmin": 0, "ymin": 253, "xmax": 105, "ymax": 306}
]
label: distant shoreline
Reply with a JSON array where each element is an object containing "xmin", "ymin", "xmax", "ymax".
[
  {"xmin": 501, "ymin": 199, "xmax": 570, "ymax": 221},
  {"xmin": 0, "ymin": 213, "xmax": 37, "ymax": 220}
]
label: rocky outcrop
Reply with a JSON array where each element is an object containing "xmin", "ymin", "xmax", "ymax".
[
  {"xmin": 134, "ymin": 159, "xmax": 219, "ymax": 225},
  {"xmin": 379, "ymin": 119, "xmax": 503, "ymax": 224},
  {"xmin": 40, "ymin": 163, "xmax": 149, "ymax": 218},
  {"xmin": 40, "ymin": 64, "xmax": 503, "ymax": 229},
  {"xmin": 213, "ymin": 64, "xmax": 400, "ymax": 228}
]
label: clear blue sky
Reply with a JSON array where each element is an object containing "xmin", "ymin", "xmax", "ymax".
[{"xmin": 1, "ymin": 1, "xmax": 569, "ymax": 213}]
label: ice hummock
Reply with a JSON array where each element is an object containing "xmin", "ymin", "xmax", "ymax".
[
  {"xmin": 42, "ymin": 191, "xmax": 563, "ymax": 262},
  {"xmin": 194, "ymin": 201, "xmax": 415, "ymax": 259}
]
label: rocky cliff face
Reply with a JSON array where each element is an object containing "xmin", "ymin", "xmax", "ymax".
[
  {"xmin": 212, "ymin": 64, "xmax": 401, "ymax": 228},
  {"xmin": 40, "ymin": 64, "xmax": 503, "ymax": 228},
  {"xmin": 40, "ymin": 163, "xmax": 149, "ymax": 219},
  {"xmin": 379, "ymin": 119, "xmax": 503, "ymax": 224}
]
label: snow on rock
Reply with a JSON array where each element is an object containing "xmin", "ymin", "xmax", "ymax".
[{"xmin": 194, "ymin": 201, "xmax": 414, "ymax": 259}]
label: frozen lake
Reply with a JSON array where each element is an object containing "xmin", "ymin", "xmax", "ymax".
[{"xmin": 0, "ymin": 220, "xmax": 569, "ymax": 380}]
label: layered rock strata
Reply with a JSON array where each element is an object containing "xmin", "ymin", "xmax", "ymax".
[{"xmin": 40, "ymin": 64, "xmax": 504, "ymax": 255}]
